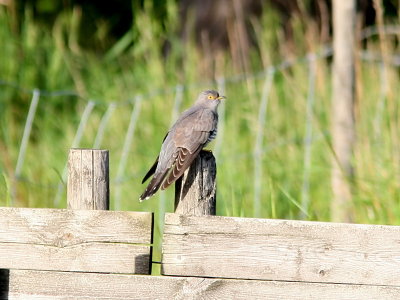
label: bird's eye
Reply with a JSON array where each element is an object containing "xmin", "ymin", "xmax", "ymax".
[{"xmin": 207, "ymin": 95, "xmax": 214, "ymax": 99}]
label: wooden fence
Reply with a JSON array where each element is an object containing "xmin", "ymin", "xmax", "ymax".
[{"xmin": 1, "ymin": 149, "xmax": 400, "ymax": 299}]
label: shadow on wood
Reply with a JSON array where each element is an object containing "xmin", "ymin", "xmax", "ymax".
[
  {"xmin": 174, "ymin": 150, "xmax": 216, "ymax": 216},
  {"xmin": 0, "ymin": 269, "xmax": 9, "ymax": 299}
]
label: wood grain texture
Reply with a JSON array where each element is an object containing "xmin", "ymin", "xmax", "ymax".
[
  {"xmin": 0, "ymin": 207, "xmax": 152, "ymax": 274},
  {"xmin": 67, "ymin": 148, "xmax": 109, "ymax": 210},
  {"xmin": 162, "ymin": 213, "xmax": 400, "ymax": 286},
  {"xmin": 174, "ymin": 150, "xmax": 216, "ymax": 215},
  {"xmin": 8, "ymin": 270, "xmax": 400, "ymax": 300}
]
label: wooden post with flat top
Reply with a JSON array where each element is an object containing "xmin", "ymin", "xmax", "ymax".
[
  {"xmin": 67, "ymin": 148, "xmax": 110, "ymax": 210},
  {"xmin": 174, "ymin": 150, "xmax": 216, "ymax": 216}
]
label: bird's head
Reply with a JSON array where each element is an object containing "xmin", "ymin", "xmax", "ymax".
[{"xmin": 196, "ymin": 90, "xmax": 226, "ymax": 107}]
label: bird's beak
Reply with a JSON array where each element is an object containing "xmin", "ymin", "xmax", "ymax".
[{"xmin": 217, "ymin": 96, "xmax": 226, "ymax": 100}]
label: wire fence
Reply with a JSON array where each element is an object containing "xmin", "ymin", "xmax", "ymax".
[{"xmin": 2, "ymin": 26, "xmax": 400, "ymax": 215}]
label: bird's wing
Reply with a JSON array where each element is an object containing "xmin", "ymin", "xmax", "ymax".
[
  {"xmin": 160, "ymin": 109, "xmax": 216, "ymax": 190},
  {"xmin": 140, "ymin": 108, "xmax": 216, "ymax": 200},
  {"xmin": 141, "ymin": 131, "xmax": 171, "ymax": 184}
]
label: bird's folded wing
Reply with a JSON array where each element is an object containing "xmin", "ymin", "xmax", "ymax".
[
  {"xmin": 174, "ymin": 109, "xmax": 217, "ymax": 149},
  {"xmin": 160, "ymin": 108, "xmax": 217, "ymax": 190},
  {"xmin": 161, "ymin": 131, "xmax": 209, "ymax": 190}
]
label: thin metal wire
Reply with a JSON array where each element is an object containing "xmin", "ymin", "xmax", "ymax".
[
  {"xmin": 358, "ymin": 50, "xmax": 400, "ymax": 66},
  {"xmin": 359, "ymin": 25, "xmax": 400, "ymax": 40},
  {"xmin": 1, "ymin": 31, "xmax": 398, "ymax": 106},
  {"xmin": 0, "ymin": 80, "xmax": 79, "ymax": 97},
  {"xmin": 93, "ymin": 102, "xmax": 117, "ymax": 148},
  {"xmin": 0, "ymin": 46, "xmax": 335, "ymax": 112},
  {"xmin": 300, "ymin": 54, "xmax": 317, "ymax": 219},
  {"xmin": 114, "ymin": 95, "xmax": 143, "ymax": 210},
  {"xmin": 373, "ymin": 63, "xmax": 387, "ymax": 140},
  {"xmin": 54, "ymin": 100, "xmax": 96, "ymax": 206},
  {"xmin": 253, "ymin": 67, "xmax": 275, "ymax": 218},
  {"xmin": 15, "ymin": 89, "xmax": 41, "ymax": 178},
  {"xmin": 170, "ymin": 85, "xmax": 184, "ymax": 126},
  {"xmin": 71, "ymin": 101, "xmax": 96, "ymax": 148},
  {"xmin": 13, "ymin": 89, "xmax": 41, "ymax": 204}
]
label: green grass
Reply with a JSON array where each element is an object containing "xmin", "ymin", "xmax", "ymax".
[
  {"xmin": 1, "ymin": 2, "xmax": 400, "ymax": 232},
  {"xmin": 3, "ymin": 4, "xmax": 400, "ymax": 275}
]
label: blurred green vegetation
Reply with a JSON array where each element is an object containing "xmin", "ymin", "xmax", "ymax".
[{"xmin": 1, "ymin": 0, "xmax": 400, "ymax": 231}]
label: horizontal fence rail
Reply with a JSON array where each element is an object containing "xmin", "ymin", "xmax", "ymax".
[
  {"xmin": 162, "ymin": 213, "xmax": 400, "ymax": 286},
  {"xmin": 3, "ymin": 212, "xmax": 400, "ymax": 299},
  {"xmin": 7, "ymin": 270, "xmax": 400, "ymax": 300},
  {"xmin": 1, "ymin": 145, "xmax": 400, "ymax": 299},
  {"xmin": 0, "ymin": 207, "xmax": 153, "ymax": 274}
]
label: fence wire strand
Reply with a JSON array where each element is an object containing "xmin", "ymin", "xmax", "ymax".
[
  {"xmin": 253, "ymin": 67, "xmax": 275, "ymax": 217},
  {"xmin": 15, "ymin": 89, "xmax": 41, "ymax": 178},
  {"xmin": 114, "ymin": 96, "xmax": 143, "ymax": 209},
  {"xmin": 93, "ymin": 102, "xmax": 117, "ymax": 149},
  {"xmin": 300, "ymin": 54, "xmax": 317, "ymax": 219},
  {"xmin": 170, "ymin": 85, "xmax": 184, "ymax": 126}
]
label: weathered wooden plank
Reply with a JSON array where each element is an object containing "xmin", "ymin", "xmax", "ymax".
[
  {"xmin": 0, "ymin": 207, "xmax": 152, "ymax": 244},
  {"xmin": 67, "ymin": 148, "xmax": 110, "ymax": 210},
  {"xmin": 7, "ymin": 270, "xmax": 400, "ymax": 300},
  {"xmin": 0, "ymin": 207, "xmax": 152, "ymax": 274},
  {"xmin": 0, "ymin": 242, "xmax": 150, "ymax": 274},
  {"xmin": 162, "ymin": 213, "xmax": 400, "ymax": 286}
]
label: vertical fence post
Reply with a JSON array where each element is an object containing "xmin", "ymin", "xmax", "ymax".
[
  {"xmin": 174, "ymin": 150, "xmax": 216, "ymax": 216},
  {"xmin": 54, "ymin": 101, "xmax": 96, "ymax": 207},
  {"xmin": 331, "ymin": 0, "xmax": 356, "ymax": 222},
  {"xmin": 67, "ymin": 148, "xmax": 109, "ymax": 210}
]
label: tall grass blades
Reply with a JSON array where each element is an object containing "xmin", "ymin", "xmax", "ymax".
[{"xmin": 0, "ymin": 3, "xmax": 400, "ymax": 227}]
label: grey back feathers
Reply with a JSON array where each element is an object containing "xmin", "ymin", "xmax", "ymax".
[{"xmin": 139, "ymin": 90, "xmax": 224, "ymax": 201}]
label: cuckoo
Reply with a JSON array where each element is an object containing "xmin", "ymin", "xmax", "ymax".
[{"xmin": 139, "ymin": 90, "xmax": 225, "ymax": 201}]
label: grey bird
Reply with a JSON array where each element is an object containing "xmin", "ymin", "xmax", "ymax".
[{"xmin": 139, "ymin": 90, "xmax": 225, "ymax": 201}]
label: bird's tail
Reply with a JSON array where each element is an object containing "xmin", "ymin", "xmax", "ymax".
[
  {"xmin": 141, "ymin": 156, "xmax": 159, "ymax": 184},
  {"xmin": 139, "ymin": 170, "xmax": 169, "ymax": 201}
]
